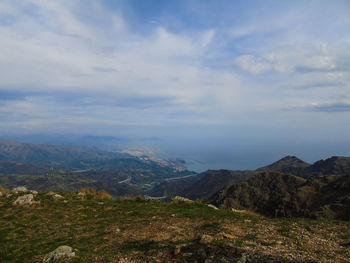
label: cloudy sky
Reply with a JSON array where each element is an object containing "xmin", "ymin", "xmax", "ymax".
[{"xmin": 1, "ymin": 0, "xmax": 350, "ymax": 169}]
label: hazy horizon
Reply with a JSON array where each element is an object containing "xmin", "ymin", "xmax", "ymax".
[
  {"xmin": 1, "ymin": 0, "xmax": 350, "ymax": 171},
  {"xmin": 1, "ymin": 133, "xmax": 349, "ymax": 172}
]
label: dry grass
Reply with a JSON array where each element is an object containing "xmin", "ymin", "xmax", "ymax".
[{"xmin": 0, "ymin": 185, "xmax": 9, "ymax": 194}]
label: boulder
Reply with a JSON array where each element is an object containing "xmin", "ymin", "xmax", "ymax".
[
  {"xmin": 0, "ymin": 191, "xmax": 2, "ymax": 197},
  {"xmin": 41, "ymin": 245, "xmax": 75, "ymax": 263},
  {"xmin": 13, "ymin": 194, "xmax": 34, "ymax": 205},
  {"xmin": 52, "ymin": 194, "xmax": 64, "ymax": 200},
  {"xmin": 207, "ymin": 204, "xmax": 219, "ymax": 210},
  {"xmin": 172, "ymin": 196, "xmax": 194, "ymax": 203},
  {"xmin": 77, "ymin": 192, "xmax": 86, "ymax": 199},
  {"xmin": 12, "ymin": 186, "xmax": 28, "ymax": 194},
  {"xmin": 46, "ymin": 191, "xmax": 64, "ymax": 200}
]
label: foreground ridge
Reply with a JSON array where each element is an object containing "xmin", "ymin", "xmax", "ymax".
[{"xmin": 0, "ymin": 188, "xmax": 349, "ymax": 262}]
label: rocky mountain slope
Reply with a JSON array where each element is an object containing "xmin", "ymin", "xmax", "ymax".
[
  {"xmin": 182, "ymin": 170, "xmax": 255, "ymax": 201},
  {"xmin": 210, "ymin": 172, "xmax": 350, "ymax": 220},
  {"xmin": 302, "ymin": 156, "xmax": 350, "ymax": 177}
]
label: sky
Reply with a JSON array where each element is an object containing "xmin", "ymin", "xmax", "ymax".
[{"xmin": 0, "ymin": 0, "xmax": 350, "ymax": 170}]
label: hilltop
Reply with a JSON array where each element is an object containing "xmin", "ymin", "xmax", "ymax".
[
  {"xmin": 0, "ymin": 187, "xmax": 349, "ymax": 263},
  {"xmin": 257, "ymin": 156, "xmax": 311, "ymax": 176}
]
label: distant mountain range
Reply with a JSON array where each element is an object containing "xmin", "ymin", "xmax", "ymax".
[
  {"xmin": 0, "ymin": 138, "xmax": 194, "ymax": 196},
  {"xmin": 0, "ymin": 138, "xmax": 110, "ymax": 168},
  {"xmin": 0, "ymin": 138, "xmax": 349, "ymax": 220},
  {"xmin": 257, "ymin": 155, "xmax": 350, "ymax": 178}
]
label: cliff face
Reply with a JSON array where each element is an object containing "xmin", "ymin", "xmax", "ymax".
[{"xmin": 210, "ymin": 172, "xmax": 350, "ymax": 220}]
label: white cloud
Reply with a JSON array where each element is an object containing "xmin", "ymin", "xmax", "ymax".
[
  {"xmin": 0, "ymin": 0, "xmax": 349, "ymax": 138},
  {"xmin": 303, "ymin": 56, "xmax": 337, "ymax": 70},
  {"xmin": 201, "ymin": 29, "xmax": 215, "ymax": 48},
  {"xmin": 234, "ymin": 55, "xmax": 271, "ymax": 74}
]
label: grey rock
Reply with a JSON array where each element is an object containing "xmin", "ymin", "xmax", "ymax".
[
  {"xmin": 12, "ymin": 186, "xmax": 28, "ymax": 193},
  {"xmin": 41, "ymin": 245, "xmax": 75, "ymax": 263},
  {"xmin": 52, "ymin": 194, "xmax": 64, "ymax": 200},
  {"xmin": 13, "ymin": 194, "xmax": 34, "ymax": 205},
  {"xmin": 47, "ymin": 191, "xmax": 64, "ymax": 200},
  {"xmin": 207, "ymin": 204, "xmax": 219, "ymax": 210},
  {"xmin": 172, "ymin": 196, "xmax": 194, "ymax": 203}
]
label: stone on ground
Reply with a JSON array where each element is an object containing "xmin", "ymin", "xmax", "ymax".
[{"xmin": 41, "ymin": 245, "xmax": 75, "ymax": 263}]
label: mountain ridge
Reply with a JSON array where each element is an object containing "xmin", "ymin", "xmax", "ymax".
[{"xmin": 210, "ymin": 171, "xmax": 350, "ymax": 220}]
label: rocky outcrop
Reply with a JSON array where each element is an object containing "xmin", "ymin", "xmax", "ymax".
[
  {"xmin": 41, "ymin": 245, "xmax": 75, "ymax": 263},
  {"xmin": 12, "ymin": 186, "xmax": 28, "ymax": 194},
  {"xmin": 171, "ymin": 196, "xmax": 194, "ymax": 203},
  {"xmin": 13, "ymin": 194, "xmax": 35, "ymax": 205}
]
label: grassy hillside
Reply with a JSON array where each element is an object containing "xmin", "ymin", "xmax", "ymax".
[{"xmin": 0, "ymin": 189, "xmax": 349, "ymax": 262}]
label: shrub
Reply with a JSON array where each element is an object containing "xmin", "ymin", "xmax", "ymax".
[
  {"xmin": 119, "ymin": 195, "xmax": 146, "ymax": 202},
  {"xmin": 78, "ymin": 188, "xmax": 113, "ymax": 200}
]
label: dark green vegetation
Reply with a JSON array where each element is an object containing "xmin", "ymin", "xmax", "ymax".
[
  {"xmin": 0, "ymin": 190, "xmax": 349, "ymax": 262},
  {"xmin": 211, "ymin": 172, "xmax": 350, "ymax": 220},
  {"xmin": 0, "ymin": 161, "xmax": 47, "ymax": 175}
]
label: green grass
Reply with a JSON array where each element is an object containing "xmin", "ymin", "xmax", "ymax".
[
  {"xmin": 1, "ymin": 193, "xmax": 254, "ymax": 262},
  {"xmin": 0, "ymin": 192, "xmax": 349, "ymax": 263}
]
